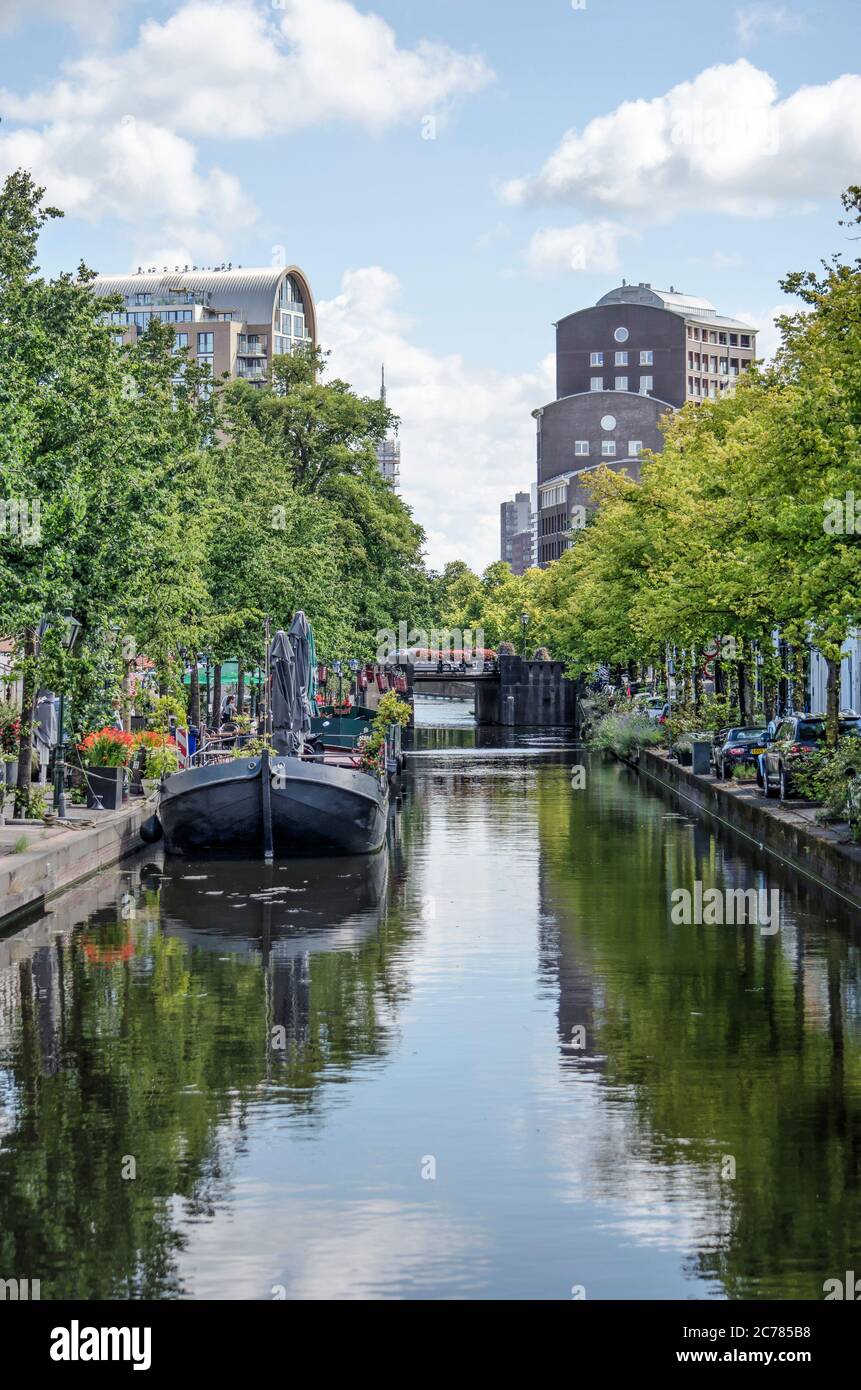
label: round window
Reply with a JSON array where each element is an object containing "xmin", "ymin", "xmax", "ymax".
[
  {"xmin": 614, "ymin": 327, "xmax": 629, "ymax": 343},
  {"xmin": 600, "ymin": 415, "xmax": 616, "ymax": 431}
]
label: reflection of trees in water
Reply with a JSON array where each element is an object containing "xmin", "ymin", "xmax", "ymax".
[
  {"xmin": 0, "ymin": 829, "xmax": 423, "ymax": 1300},
  {"xmin": 537, "ymin": 755, "xmax": 861, "ymax": 1298}
]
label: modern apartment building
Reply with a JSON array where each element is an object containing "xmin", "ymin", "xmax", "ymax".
[
  {"xmin": 89, "ymin": 265, "xmax": 317, "ymax": 385},
  {"xmin": 535, "ymin": 282, "xmax": 757, "ymax": 566},
  {"xmin": 500, "ymin": 491, "xmax": 533, "ymax": 575}
]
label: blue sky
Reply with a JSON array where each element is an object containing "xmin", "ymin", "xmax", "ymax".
[{"xmin": 1, "ymin": 0, "xmax": 859, "ymax": 567}]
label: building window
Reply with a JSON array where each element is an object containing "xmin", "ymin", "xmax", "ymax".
[
  {"xmin": 238, "ymin": 334, "xmax": 267, "ymax": 355},
  {"xmin": 740, "ymin": 334, "xmax": 751, "ymax": 348},
  {"xmin": 197, "ymin": 332, "xmax": 214, "ymax": 354},
  {"xmin": 628, "ymin": 441, "xmax": 643, "ymax": 456},
  {"xmin": 709, "ymin": 331, "xmax": 717, "ymax": 344},
  {"xmin": 615, "ymin": 350, "xmax": 628, "ymax": 365},
  {"xmin": 218, "ymin": 313, "xmax": 233, "ymax": 322},
  {"xmin": 590, "ymin": 351, "xmax": 603, "ymax": 366},
  {"xmin": 601, "ymin": 441, "xmax": 616, "ymax": 456},
  {"xmin": 135, "ymin": 292, "xmax": 151, "ymax": 306},
  {"xmin": 639, "ymin": 350, "xmax": 653, "ymax": 365},
  {"xmin": 730, "ymin": 333, "xmax": 738, "ymax": 346},
  {"xmin": 719, "ymin": 358, "xmax": 728, "ymax": 375},
  {"xmin": 174, "ymin": 332, "xmax": 188, "ymax": 350},
  {"xmin": 590, "ymin": 376, "xmax": 603, "ymax": 391},
  {"xmin": 600, "ymin": 414, "xmax": 616, "ymax": 430},
  {"xmin": 614, "ymin": 327, "xmax": 629, "ymax": 343},
  {"xmin": 640, "ymin": 376, "xmax": 653, "ymax": 394},
  {"xmin": 574, "ymin": 441, "xmax": 589, "ymax": 456},
  {"xmin": 197, "ymin": 355, "xmax": 214, "ymax": 371},
  {"xmin": 615, "ymin": 376, "xmax": 628, "ymax": 391}
]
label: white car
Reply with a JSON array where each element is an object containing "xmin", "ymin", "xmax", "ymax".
[{"xmin": 636, "ymin": 696, "xmax": 667, "ymax": 721}]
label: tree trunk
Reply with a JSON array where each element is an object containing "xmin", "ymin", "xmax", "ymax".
[
  {"xmin": 763, "ymin": 678, "xmax": 776, "ymax": 723},
  {"xmin": 793, "ymin": 646, "xmax": 807, "ymax": 714},
  {"xmin": 212, "ymin": 663, "xmax": 223, "ymax": 728},
  {"xmin": 825, "ymin": 655, "xmax": 841, "ymax": 747},
  {"xmin": 736, "ymin": 660, "xmax": 748, "ymax": 723},
  {"xmin": 15, "ymin": 631, "xmax": 37, "ymax": 816},
  {"xmin": 714, "ymin": 658, "xmax": 726, "ymax": 697},
  {"xmin": 237, "ymin": 666, "xmax": 245, "ymax": 717},
  {"xmin": 122, "ymin": 662, "xmax": 133, "ymax": 734}
]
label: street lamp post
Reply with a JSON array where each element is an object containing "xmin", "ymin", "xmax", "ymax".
[
  {"xmin": 54, "ymin": 614, "xmax": 83, "ymax": 819},
  {"xmin": 520, "ymin": 611, "xmax": 530, "ymax": 658}
]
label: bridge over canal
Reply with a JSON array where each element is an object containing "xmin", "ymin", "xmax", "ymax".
[{"xmin": 404, "ymin": 655, "xmax": 580, "ymax": 728}]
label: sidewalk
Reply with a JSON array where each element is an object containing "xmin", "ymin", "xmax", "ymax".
[{"xmin": 0, "ymin": 800, "xmax": 152, "ymax": 929}]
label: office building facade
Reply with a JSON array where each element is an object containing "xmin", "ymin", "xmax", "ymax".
[
  {"xmin": 535, "ymin": 282, "xmax": 757, "ymax": 566},
  {"xmin": 500, "ymin": 491, "xmax": 533, "ymax": 575}
]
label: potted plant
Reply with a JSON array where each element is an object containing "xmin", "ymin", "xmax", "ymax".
[
  {"xmin": 0, "ymin": 700, "xmax": 20, "ymax": 792},
  {"xmin": 140, "ymin": 735, "xmax": 179, "ymax": 785},
  {"xmin": 78, "ymin": 727, "xmax": 135, "ymax": 809}
]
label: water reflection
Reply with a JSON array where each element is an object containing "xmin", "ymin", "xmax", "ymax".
[{"xmin": 1, "ymin": 735, "xmax": 860, "ymax": 1299}]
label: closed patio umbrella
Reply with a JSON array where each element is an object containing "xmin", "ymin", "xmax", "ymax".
[
  {"xmin": 269, "ymin": 628, "xmax": 299, "ymax": 754},
  {"xmin": 288, "ymin": 610, "xmax": 316, "ymax": 736}
]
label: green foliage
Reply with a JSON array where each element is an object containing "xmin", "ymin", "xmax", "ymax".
[
  {"xmin": 141, "ymin": 741, "xmax": 180, "ymax": 780},
  {"xmin": 588, "ymin": 709, "xmax": 662, "ymax": 758},
  {"xmin": 151, "ymin": 695, "xmax": 186, "ymax": 732},
  {"xmin": 0, "ymin": 168, "xmax": 433, "ymax": 772},
  {"xmin": 791, "ymin": 736, "xmax": 861, "ymax": 831}
]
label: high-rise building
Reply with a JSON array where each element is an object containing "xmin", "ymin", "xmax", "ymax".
[
  {"xmin": 375, "ymin": 365, "xmax": 401, "ymax": 488},
  {"xmin": 534, "ymin": 282, "xmax": 757, "ymax": 566},
  {"xmin": 89, "ymin": 265, "xmax": 316, "ymax": 385},
  {"xmin": 500, "ymin": 490, "xmax": 533, "ymax": 575}
]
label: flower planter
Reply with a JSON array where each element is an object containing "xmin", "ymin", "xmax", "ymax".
[
  {"xmin": 2, "ymin": 759, "xmax": 18, "ymax": 792},
  {"xmin": 86, "ymin": 766, "xmax": 125, "ymax": 810}
]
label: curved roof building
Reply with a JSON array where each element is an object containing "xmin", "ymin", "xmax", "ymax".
[{"xmin": 90, "ymin": 265, "xmax": 316, "ymax": 384}]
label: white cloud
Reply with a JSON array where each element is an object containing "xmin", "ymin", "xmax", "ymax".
[
  {"xmin": 318, "ymin": 267, "xmax": 552, "ymax": 572},
  {"xmin": 501, "ymin": 59, "xmax": 861, "ymax": 219},
  {"xmin": 0, "ymin": 115, "xmax": 253, "ymax": 265},
  {"xmin": 734, "ymin": 3, "xmax": 805, "ymax": 47},
  {"xmin": 1, "ymin": 0, "xmax": 493, "ymax": 139},
  {"xmin": 524, "ymin": 221, "xmax": 636, "ymax": 276},
  {"xmin": 0, "ymin": 0, "xmax": 492, "ymax": 258}
]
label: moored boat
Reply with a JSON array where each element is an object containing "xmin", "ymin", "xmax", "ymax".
[
  {"xmin": 158, "ymin": 748, "xmax": 388, "ymax": 856},
  {"xmin": 154, "ymin": 613, "xmax": 390, "ymax": 858}
]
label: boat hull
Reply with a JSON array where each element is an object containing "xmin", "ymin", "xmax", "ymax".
[{"xmin": 158, "ymin": 755, "xmax": 388, "ymax": 857}]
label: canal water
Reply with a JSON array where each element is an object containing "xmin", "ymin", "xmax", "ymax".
[{"xmin": 1, "ymin": 700, "xmax": 860, "ymax": 1300}]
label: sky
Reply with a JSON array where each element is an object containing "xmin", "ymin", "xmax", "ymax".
[{"xmin": 1, "ymin": 0, "xmax": 859, "ymax": 570}]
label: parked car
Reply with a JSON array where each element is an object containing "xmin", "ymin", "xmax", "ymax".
[
  {"xmin": 632, "ymin": 694, "xmax": 666, "ymax": 722},
  {"xmin": 712, "ymin": 726, "xmax": 769, "ymax": 780},
  {"xmin": 761, "ymin": 715, "xmax": 861, "ymax": 801}
]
